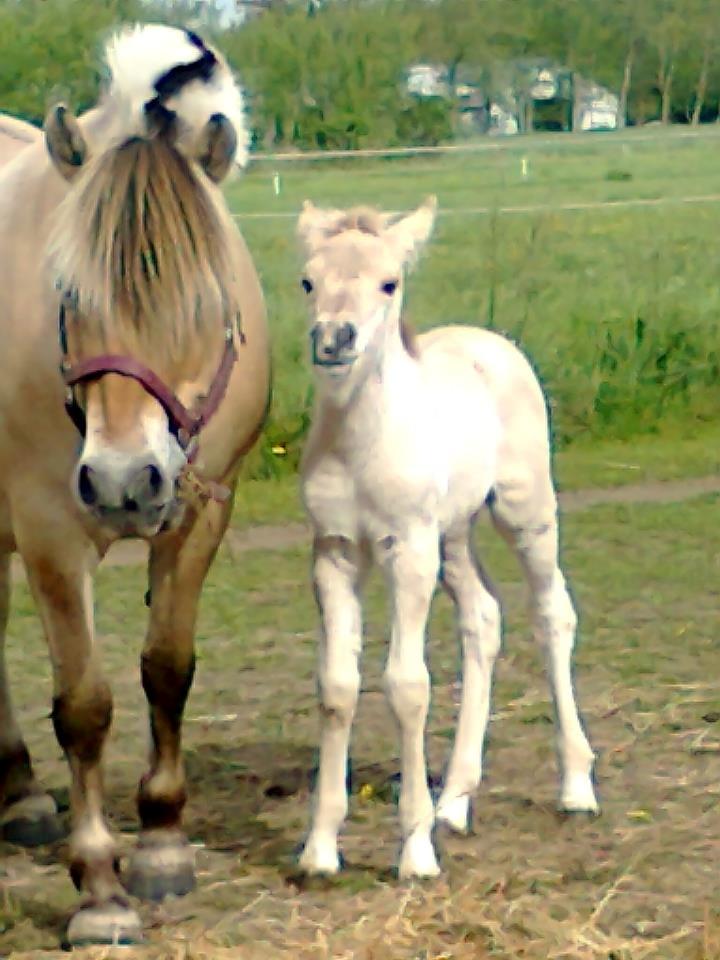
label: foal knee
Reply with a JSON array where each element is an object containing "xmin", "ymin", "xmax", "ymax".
[
  {"xmin": 384, "ymin": 667, "xmax": 430, "ymax": 725},
  {"xmin": 530, "ymin": 573, "xmax": 577, "ymax": 648},
  {"xmin": 318, "ymin": 670, "xmax": 359, "ymax": 725},
  {"xmin": 461, "ymin": 592, "xmax": 501, "ymax": 663}
]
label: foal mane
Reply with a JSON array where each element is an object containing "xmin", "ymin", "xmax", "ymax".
[
  {"xmin": 48, "ymin": 130, "xmax": 239, "ymax": 366},
  {"xmin": 325, "ymin": 206, "xmax": 385, "ymax": 239}
]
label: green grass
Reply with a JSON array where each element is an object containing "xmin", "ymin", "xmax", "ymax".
[
  {"xmin": 232, "ymin": 420, "xmax": 720, "ymax": 530},
  {"xmin": 223, "ymin": 127, "xmax": 720, "ymax": 477},
  {"xmin": 3, "ymin": 490, "xmax": 720, "ymax": 957}
]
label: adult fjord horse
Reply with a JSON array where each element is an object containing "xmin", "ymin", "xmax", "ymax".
[
  {"xmin": 0, "ymin": 25, "xmax": 269, "ymax": 944},
  {"xmin": 0, "ymin": 112, "xmax": 40, "ymax": 165}
]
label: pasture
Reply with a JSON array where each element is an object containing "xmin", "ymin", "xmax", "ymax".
[
  {"xmin": 231, "ymin": 126, "xmax": 720, "ymax": 473},
  {"xmin": 2, "ymin": 126, "xmax": 720, "ymax": 958}
]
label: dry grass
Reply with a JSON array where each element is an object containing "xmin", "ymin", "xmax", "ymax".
[{"xmin": 2, "ymin": 495, "xmax": 720, "ymax": 958}]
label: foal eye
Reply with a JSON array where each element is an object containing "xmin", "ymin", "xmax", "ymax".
[
  {"xmin": 381, "ymin": 279, "xmax": 398, "ymax": 296},
  {"xmin": 301, "ymin": 277, "xmax": 314, "ymax": 294}
]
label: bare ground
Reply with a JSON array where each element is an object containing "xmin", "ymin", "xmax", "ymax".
[
  {"xmin": 2, "ymin": 485, "xmax": 720, "ymax": 958},
  {"xmin": 10, "ymin": 473, "xmax": 718, "ymax": 577}
]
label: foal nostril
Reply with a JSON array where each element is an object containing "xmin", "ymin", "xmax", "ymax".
[
  {"xmin": 336, "ymin": 323, "xmax": 356, "ymax": 352},
  {"xmin": 77, "ymin": 464, "xmax": 98, "ymax": 506}
]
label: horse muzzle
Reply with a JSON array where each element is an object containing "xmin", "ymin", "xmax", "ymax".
[{"xmin": 73, "ymin": 453, "xmax": 178, "ymax": 537}]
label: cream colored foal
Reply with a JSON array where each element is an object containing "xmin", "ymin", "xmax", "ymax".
[{"xmin": 297, "ymin": 198, "xmax": 597, "ymax": 880}]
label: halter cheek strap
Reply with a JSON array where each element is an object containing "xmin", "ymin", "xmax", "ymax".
[{"xmin": 58, "ymin": 292, "xmax": 242, "ymax": 461}]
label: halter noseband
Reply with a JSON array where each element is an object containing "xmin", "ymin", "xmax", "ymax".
[{"xmin": 58, "ymin": 291, "xmax": 241, "ymax": 462}]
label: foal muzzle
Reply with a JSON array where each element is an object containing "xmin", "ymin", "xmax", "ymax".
[{"xmin": 310, "ymin": 321, "xmax": 358, "ymax": 367}]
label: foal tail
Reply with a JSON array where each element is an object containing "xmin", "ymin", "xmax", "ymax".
[{"xmin": 104, "ymin": 23, "xmax": 249, "ymax": 168}]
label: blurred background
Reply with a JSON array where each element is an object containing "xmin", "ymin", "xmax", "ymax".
[{"xmin": 3, "ymin": 0, "xmax": 720, "ymax": 479}]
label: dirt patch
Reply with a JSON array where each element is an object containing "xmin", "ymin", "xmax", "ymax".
[{"xmin": 12, "ymin": 473, "xmax": 716, "ymax": 577}]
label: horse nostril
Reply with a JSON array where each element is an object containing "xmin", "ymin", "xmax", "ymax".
[
  {"xmin": 77, "ymin": 464, "xmax": 97, "ymax": 506},
  {"xmin": 146, "ymin": 463, "xmax": 164, "ymax": 498}
]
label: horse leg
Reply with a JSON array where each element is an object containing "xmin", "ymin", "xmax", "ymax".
[
  {"xmin": 19, "ymin": 538, "xmax": 140, "ymax": 946},
  {"xmin": 435, "ymin": 528, "xmax": 501, "ymax": 834},
  {"xmin": 125, "ymin": 496, "xmax": 232, "ymax": 901},
  {"xmin": 380, "ymin": 524, "xmax": 440, "ymax": 879},
  {"xmin": 490, "ymin": 488, "xmax": 598, "ymax": 813},
  {"xmin": 299, "ymin": 536, "xmax": 366, "ymax": 875},
  {"xmin": 0, "ymin": 552, "xmax": 64, "ymax": 845}
]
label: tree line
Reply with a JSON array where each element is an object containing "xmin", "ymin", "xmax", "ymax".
[{"xmin": 2, "ymin": 0, "xmax": 720, "ymax": 149}]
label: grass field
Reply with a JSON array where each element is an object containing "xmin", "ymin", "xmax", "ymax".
[
  {"xmin": 3, "ymin": 127, "xmax": 720, "ymax": 958},
  {"xmin": 2, "ymin": 484, "xmax": 720, "ymax": 958},
  {"xmin": 225, "ymin": 126, "xmax": 720, "ymax": 477}
]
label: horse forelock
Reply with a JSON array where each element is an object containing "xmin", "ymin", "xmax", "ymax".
[{"xmin": 47, "ymin": 131, "xmax": 239, "ymax": 369}]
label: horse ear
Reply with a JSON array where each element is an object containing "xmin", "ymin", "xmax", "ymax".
[
  {"xmin": 385, "ymin": 195, "xmax": 437, "ymax": 266},
  {"xmin": 297, "ymin": 200, "xmax": 344, "ymax": 252},
  {"xmin": 197, "ymin": 113, "xmax": 237, "ymax": 183},
  {"xmin": 44, "ymin": 104, "xmax": 87, "ymax": 181}
]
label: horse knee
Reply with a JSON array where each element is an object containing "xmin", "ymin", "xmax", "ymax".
[
  {"xmin": 52, "ymin": 679, "xmax": 112, "ymax": 764},
  {"xmin": 141, "ymin": 650, "xmax": 196, "ymax": 728}
]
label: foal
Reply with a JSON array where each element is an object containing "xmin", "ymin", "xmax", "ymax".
[{"xmin": 297, "ymin": 198, "xmax": 598, "ymax": 880}]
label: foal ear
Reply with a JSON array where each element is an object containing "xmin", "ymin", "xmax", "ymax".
[
  {"xmin": 44, "ymin": 104, "xmax": 88, "ymax": 181},
  {"xmin": 385, "ymin": 195, "xmax": 437, "ymax": 266},
  {"xmin": 297, "ymin": 200, "xmax": 344, "ymax": 252},
  {"xmin": 196, "ymin": 113, "xmax": 237, "ymax": 183}
]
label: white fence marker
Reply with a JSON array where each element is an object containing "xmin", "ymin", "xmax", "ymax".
[
  {"xmin": 273, "ymin": 171, "xmax": 281, "ymax": 196},
  {"xmin": 521, "ymin": 156, "xmax": 529, "ymax": 178}
]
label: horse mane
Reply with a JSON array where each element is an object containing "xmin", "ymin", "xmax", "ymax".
[{"xmin": 47, "ymin": 129, "xmax": 239, "ymax": 367}]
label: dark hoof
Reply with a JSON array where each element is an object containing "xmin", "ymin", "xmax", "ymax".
[
  {"xmin": 1, "ymin": 794, "xmax": 66, "ymax": 847},
  {"xmin": 65, "ymin": 902, "xmax": 143, "ymax": 947},
  {"xmin": 124, "ymin": 839, "xmax": 196, "ymax": 901}
]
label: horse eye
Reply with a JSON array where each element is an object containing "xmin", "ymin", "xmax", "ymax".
[
  {"xmin": 381, "ymin": 279, "xmax": 398, "ymax": 296},
  {"xmin": 301, "ymin": 277, "xmax": 313, "ymax": 294}
]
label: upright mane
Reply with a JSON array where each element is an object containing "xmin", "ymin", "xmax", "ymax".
[
  {"xmin": 48, "ymin": 131, "xmax": 239, "ymax": 363},
  {"xmin": 319, "ymin": 206, "xmax": 386, "ymax": 240},
  {"xmin": 46, "ymin": 24, "xmax": 248, "ymax": 367}
]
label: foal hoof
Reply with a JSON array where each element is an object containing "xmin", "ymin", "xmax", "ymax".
[
  {"xmin": 125, "ymin": 835, "xmax": 196, "ymax": 901},
  {"xmin": 0, "ymin": 793, "xmax": 66, "ymax": 847},
  {"xmin": 559, "ymin": 775, "xmax": 600, "ymax": 815},
  {"xmin": 435, "ymin": 794, "xmax": 473, "ymax": 836},
  {"xmin": 398, "ymin": 832, "xmax": 441, "ymax": 880},
  {"xmin": 65, "ymin": 902, "xmax": 143, "ymax": 947}
]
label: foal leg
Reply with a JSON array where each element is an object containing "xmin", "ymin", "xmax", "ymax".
[
  {"xmin": 490, "ymin": 490, "xmax": 598, "ymax": 813},
  {"xmin": 126, "ymin": 495, "xmax": 232, "ymax": 901},
  {"xmin": 380, "ymin": 524, "xmax": 440, "ymax": 879},
  {"xmin": 299, "ymin": 536, "xmax": 366, "ymax": 875},
  {"xmin": 435, "ymin": 529, "xmax": 501, "ymax": 834},
  {"xmin": 18, "ymin": 533, "xmax": 140, "ymax": 946},
  {"xmin": 0, "ymin": 552, "xmax": 63, "ymax": 845}
]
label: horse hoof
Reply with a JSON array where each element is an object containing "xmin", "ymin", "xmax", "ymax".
[
  {"xmin": 1, "ymin": 793, "xmax": 66, "ymax": 847},
  {"xmin": 125, "ymin": 837, "xmax": 196, "ymax": 901},
  {"xmin": 65, "ymin": 902, "xmax": 143, "ymax": 947}
]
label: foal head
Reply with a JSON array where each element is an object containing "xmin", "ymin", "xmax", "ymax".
[
  {"xmin": 45, "ymin": 28, "xmax": 244, "ymax": 537},
  {"xmin": 297, "ymin": 197, "xmax": 436, "ymax": 397}
]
